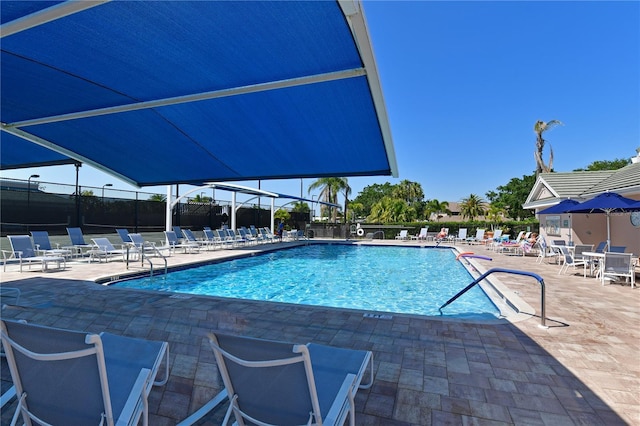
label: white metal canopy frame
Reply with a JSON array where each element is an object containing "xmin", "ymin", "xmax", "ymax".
[
  {"xmin": 167, "ymin": 182, "xmax": 340, "ymax": 233},
  {"xmin": 1, "ymin": 0, "xmax": 398, "ymax": 186}
]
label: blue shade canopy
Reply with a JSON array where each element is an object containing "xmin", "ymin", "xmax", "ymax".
[
  {"xmin": 537, "ymin": 199, "xmax": 580, "ymax": 214},
  {"xmin": 1, "ymin": 1, "xmax": 397, "ymax": 187}
]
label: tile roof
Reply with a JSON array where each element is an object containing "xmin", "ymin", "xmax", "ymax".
[{"xmin": 524, "ymin": 161, "xmax": 640, "ymax": 209}]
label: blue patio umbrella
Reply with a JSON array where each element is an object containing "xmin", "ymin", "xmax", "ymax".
[
  {"xmin": 564, "ymin": 192, "xmax": 640, "ymax": 250},
  {"xmin": 537, "ymin": 199, "xmax": 580, "ymax": 214},
  {"xmin": 538, "ymin": 199, "xmax": 581, "ymax": 244}
]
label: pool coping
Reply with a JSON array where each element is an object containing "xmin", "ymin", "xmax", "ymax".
[{"xmin": 94, "ymin": 240, "xmax": 536, "ymax": 326}]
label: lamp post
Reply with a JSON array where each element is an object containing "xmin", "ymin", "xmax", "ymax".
[
  {"xmin": 27, "ymin": 174, "xmax": 40, "ymax": 208},
  {"xmin": 311, "ymin": 195, "xmax": 316, "ymax": 222},
  {"xmin": 102, "ymin": 183, "xmax": 113, "ymax": 202}
]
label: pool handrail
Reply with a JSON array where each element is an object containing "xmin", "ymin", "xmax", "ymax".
[{"xmin": 439, "ymin": 268, "xmax": 547, "ymax": 328}]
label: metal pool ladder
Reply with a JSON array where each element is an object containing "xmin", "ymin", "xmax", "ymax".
[
  {"xmin": 439, "ymin": 268, "xmax": 547, "ymax": 328},
  {"xmin": 127, "ymin": 244, "xmax": 168, "ymax": 277}
]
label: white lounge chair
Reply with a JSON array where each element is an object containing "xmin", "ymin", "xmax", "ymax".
[
  {"xmin": 183, "ymin": 229, "xmax": 216, "ymax": 250},
  {"xmin": 411, "ymin": 227, "xmax": 428, "ymax": 240},
  {"xmin": 453, "ymin": 228, "xmax": 468, "ymax": 244},
  {"xmin": 183, "ymin": 332, "xmax": 373, "ymax": 426},
  {"xmin": 0, "ymin": 319, "xmax": 169, "ymax": 426},
  {"xmin": 466, "ymin": 229, "xmax": 485, "ymax": 245},
  {"xmin": 395, "ymin": 230, "xmax": 408, "ymax": 240},
  {"xmin": 3, "ymin": 235, "xmax": 65, "ymax": 272},
  {"xmin": 90, "ymin": 237, "xmax": 131, "ymax": 263},
  {"xmin": 128, "ymin": 233, "xmax": 171, "ymax": 258}
]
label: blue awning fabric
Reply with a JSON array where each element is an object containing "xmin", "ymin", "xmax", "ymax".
[{"xmin": 1, "ymin": 1, "xmax": 397, "ymax": 187}]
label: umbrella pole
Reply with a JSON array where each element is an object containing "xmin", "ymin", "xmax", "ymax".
[{"xmin": 606, "ymin": 210, "xmax": 611, "ymax": 251}]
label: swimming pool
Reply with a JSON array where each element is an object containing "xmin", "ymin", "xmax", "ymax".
[{"xmin": 114, "ymin": 244, "xmax": 501, "ymax": 318}]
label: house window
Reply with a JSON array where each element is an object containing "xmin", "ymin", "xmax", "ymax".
[{"xmin": 545, "ymin": 215, "xmax": 561, "ymax": 236}]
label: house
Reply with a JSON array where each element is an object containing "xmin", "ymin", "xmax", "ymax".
[{"xmin": 523, "ymin": 151, "xmax": 640, "ymax": 254}]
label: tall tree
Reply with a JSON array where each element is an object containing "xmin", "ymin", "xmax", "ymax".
[
  {"xmin": 486, "ymin": 174, "xmax": 536, "ymax": 220},
  {"xmin": 573, "ymin": 158, "xmax": 631, "ymax": 171},
  {"xmin": 148, "ymin": 194, "xmax": 167, "ymax": 202},
  {"xmin": 291, "ymin": 201, "xmax": 310, "ymax": 213},
  {"xmin": 351, "ymin": 182, "xmax": 395, "ymax": 217},
  {"xmin": 392, "ymin": 180, "xmax": 424, "ymax": 205},
  {"xmin": 534, "ymin": 119, "xmax": 562, "ymax": 175},
  {"xmin": 459, "ymin": 194, "xmax": 486, "ymax": 220},
  {"xmin": 368, "ymin": 196, "xmax": 416, "ymax": 223},
  {"xmin": 424, "ymin": 199, "xmax": 451, "ymax": 221},
  {"xmin": 308, "ymin": 177, "xmax": 350, "ymax": 223}
]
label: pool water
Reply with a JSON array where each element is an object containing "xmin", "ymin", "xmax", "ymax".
[{"xmin": 114, "ymin": 244, "xmax": 500, "ymax": 318}]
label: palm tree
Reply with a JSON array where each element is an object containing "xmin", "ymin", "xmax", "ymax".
[
  {"xmin": 534, "ymin": 119, "xmax": 562, "ymax": 175},
  {"xmin": 308, "ymin": 177, "xmax": 350, "ymax": 223},
  {"xmin": 459, "ymin": 194, "xmax": 486, "ymax": 220},
  {"xmin": 424, "ymin": 199, "xmax": 451, "ymax": 221},
  {"xmin": 148, "ymin": 194, "xmax": 166, "ymax": 202},
  {"xmin": 392, "ymin": 180, "xmax": 424, "ymax": 204},
  {"xmin": 291, "ymin": 201, "xmax": 310, "ymax": 214},
  {"xmin": 486, "ymin": 204, "xmax": 507, "ymax": 230}
]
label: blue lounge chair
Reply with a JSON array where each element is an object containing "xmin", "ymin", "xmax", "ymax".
[
  {"xmin": 66, "ymin": 227, "xmax": 92, "ymax": 256},
  {"xmin": 30, "ymin": 231, "xmax": 72, "ymax": 258},
  {"xmin": 3, "ymin": 235, "xmax": 66, "ymax": 272},
  {"xmin": 181, "ymin": 332, "xmax": 373, "ymax": 426},
  {"xmin": 164, "ymin": 231, "xmax": 200, "ymax": 253},
  {"xmin": 1, "ymin": 319, "xmax": 168, "ymax": 426},
  {"xmin": 116, "ymin": 228, "xmax": 132, "ymax": 243}
]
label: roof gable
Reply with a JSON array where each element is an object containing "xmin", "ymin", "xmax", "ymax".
[{"xmin": 524, "ymin": 162, "xmax": 640, "ymax": 209}]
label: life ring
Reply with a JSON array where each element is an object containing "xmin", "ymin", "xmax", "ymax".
[
  {"xmin": 456, "ymin": 252, "xmax": 473, "ymax": 260},
  {"xmin": 357, "ymin": 228, "xmax": 365, "ymax": 237}
]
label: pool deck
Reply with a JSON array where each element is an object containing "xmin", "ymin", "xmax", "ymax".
[{"xmin": 1, "ymin": 238, "xmax": 638, "ymax": 425}]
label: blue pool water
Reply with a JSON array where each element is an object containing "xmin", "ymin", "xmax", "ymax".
[{"xmin": 114, "ymin": 245, "xmax": 501, "ymax": 318}]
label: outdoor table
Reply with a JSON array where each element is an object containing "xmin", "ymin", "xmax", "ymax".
[{"xmin": 582, "ymin": 251, "xmax": 605, "ymax": 279}]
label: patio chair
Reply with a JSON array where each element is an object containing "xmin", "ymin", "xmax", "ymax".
[
  {"xmin": 3, "ymin": 235, "xmax": 66, "ymax": 272},
  {"xmin": 30, "ymin": 231, "xmax": 72, "ymax": 258},
  {"xmin": 0, "ymin": 319, "xmax": 169, "ymax": 426},
  {"xmin": 90, "ymin": 237, "xmax": 131, "ymax": 263},
  {"xmin": 535, "ymin": 236, "xmax": 559, "ymax": 263},
  {"xmin": 601, "ymin": 252, "xmax": 635, "ymax": 288},
  {"xmin": 195, "ymin": 332, "xmax": 373, "ymax": 426},
  {"xmin": 593, "ymin": 241, "xmax": 607, "ymax": 253},
  {"xmin": 558, "ymin": 246, "xmax": 587, "ymax": 275},
  {"xmin": 609, "ymin": 246, "xmax": 627, "ymax": 253}
]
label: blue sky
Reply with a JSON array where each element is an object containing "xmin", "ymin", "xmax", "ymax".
[{"xmin": 3, "ymin": 1, "xmax": 639, "ymax": 205}]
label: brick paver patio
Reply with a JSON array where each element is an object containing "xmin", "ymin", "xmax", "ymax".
[{"xmin": 1, "ymin": 239, "xmax": 638, "ymax": 425}]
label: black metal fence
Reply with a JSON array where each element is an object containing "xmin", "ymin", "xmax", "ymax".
[{"xmin": 0, "ymin": 178, "xmax": 311, "ymax": 236}]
